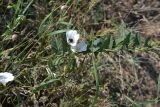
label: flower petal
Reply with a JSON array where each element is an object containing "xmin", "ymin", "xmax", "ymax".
[
  {"xmin": 0, "ymin": 72, "xmax": 14, "ymax": 85},
  {"xmin": 66, "ymin": 30, "xmax": 80, "ymax": 46},
  {"xmin": 78, "ymin": 40, "xmax": 87, "ymax": 52},
  {"xmin": 70, "ymin": 46, "xmax": 77, "ymax": 52},
  {"xmin": 70, "ymin": 40, "xmax": 88, "ymax": 52},
  {"xmin": 66, "ymin": 30, "xmax": 77, "ymax": 39}
]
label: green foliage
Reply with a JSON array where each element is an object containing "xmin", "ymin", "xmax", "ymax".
[
  {"xmin": 2, "ymin": 0, "xmax": 33, "ymax": 40},
  {"xmin": 89, "ymin": 31, "xmax": 151, "ymax": 53},
  {"xmin": 0, "ymin": 0, "xmax": 160, "ymax": 107},
  {"xmin": 32, "ymin": 79, "xmax": 61, "ymax": 93},
  {"xmin": 91, "ymin": 52, "xmax": 100, "ymax": 106}
]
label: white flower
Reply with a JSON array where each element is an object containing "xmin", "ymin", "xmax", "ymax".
[
  {"xmin": 66, "ymin": 30, "xmax": 80, "ymax": 46},
  {"xmin": 70, "ymin": 40, "xmax": 88, "ymax": 52},
  {"xmin": 0, "ymin": 72, "xmax": 14, "ymax": 85},
  {"xmin": 12, "ymin": 34, "xmax": 18, "ymax": 41},
  {"xmin": 61, "ymin": 5, "xmax": 67, "ymax": 10}
]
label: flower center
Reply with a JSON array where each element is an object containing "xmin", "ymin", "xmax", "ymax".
[{"xmin": 69, "ymin": 38, "xmax": 73, "ymax": 43}]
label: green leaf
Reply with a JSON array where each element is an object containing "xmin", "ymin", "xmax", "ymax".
[
  {"xmin": 91, "ymin": 53, "xmax": 100, "ymax": 106},
  {"xmin": 102, "ymin": 35, "xmax": 111, "ymax": 49},
  {"xmin": 123, "ymin": 32, "xmax": 131, "ymax": 48},
  {"xmin": 92, "ymin": 47, "xmax": 100, "ymax": 52},
  {"xmin": 144, "ymin": 37, "xmax": 151, "ymax": 47},
  {"xmin": 51, "ymin": 37, "xmax": 60, "ymax": 53},
  {"xmin": 31, "ymin": 79, "xmax": 60, "ymax": 93},
  {"xmin": 112, "ymin": 38, "xmax": 116, "ymax": 48},
  {"xmin": 133, "ymin": 33, "xmax": 141, "ymax": 47},
  {"xmin": 117, "ymin": 32, "xmax": 131, "ymax": 48}
]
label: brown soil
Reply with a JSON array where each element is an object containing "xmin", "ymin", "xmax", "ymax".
[{"xmin": 97, "ymin": 0, "xmax": 160, "ymax": 38}]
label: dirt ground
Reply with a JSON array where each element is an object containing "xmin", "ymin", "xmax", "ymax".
[
  {"xmin": 97, "ymin": 0, "xmax": 160, "ymax": 105},
  {"xmin": 94, "ymin": 0, "xmax": 160, "ymax": 38}
]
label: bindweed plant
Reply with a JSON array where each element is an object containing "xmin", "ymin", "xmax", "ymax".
[{"xmin": 1, "ymin": 0, "xmax": 159, "ymax": 107}]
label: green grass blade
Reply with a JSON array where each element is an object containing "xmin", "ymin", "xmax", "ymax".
[
  {"xmin": 49, "ymin": 29, "xmax": 68, "ymax": 36},
  {"xmin": 31, "ymin": 79, "xmax": 60, "ymax": 93},
  {"xmin": 91, "ymin": 47, "xmax": 100, "ymax": 106},
  {"xmin": 22, "ymin": 0, "xmax": 34, "ymax": 15}
]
